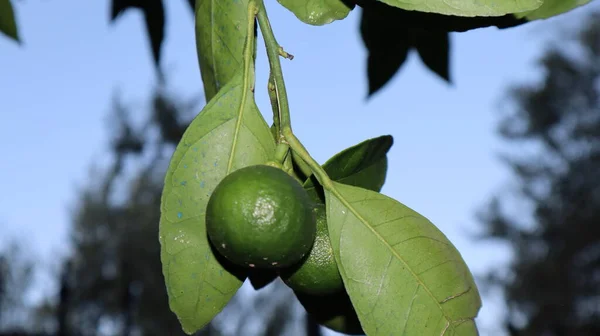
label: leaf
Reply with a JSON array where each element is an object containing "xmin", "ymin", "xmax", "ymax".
[
  {"xmin": 110, "ymin": 0, "xmax": 165, "ymax": 68},
  {"xmin": 359, "ymin": 0, "xmax": 527, "ymax": 96},
  {"xmin": 0, "ymin": 0, "xmax": 19, "ymax": 42},
  {"xmin": 186, "ymin": 0, "xmax": 195, "ymax": 11},
  {"xmin": 357, "ymin": 1, "xmax": 527, "ymax": 33},
  {"xmin": 361, "ymin": 6, "xmax": 452, "ymax": 96},
  {"xmin": 276, "ymin": 0, "xmax": 354, "ymax": 26},
  {"xmin": 325, "ymin": 182, "xmax": 482, "ymax": 335},
  {"xmin": 360, "ymin": 7, "xmax": 411, "ymax": 96},
  {"xmin": 159, "ymin": 63, "xmax": 276, "ymax": 333},
  {"xmin": 195, "ymin": 0, "xmax": 251, "ymax": 101},
  {"xmin": 303, "ymin": 135, "xmax": 393, "ymax": 202},
  {"xmin": 514, "ymin": 0, "xmax": 593, "ymax": 20},
  {"xmin": 415, "ymin": 32, "xmax": 451, "ymax": 83},
  {"xmin": 376, "ymin": 0, "xmax": 543, "ymax": 17}
]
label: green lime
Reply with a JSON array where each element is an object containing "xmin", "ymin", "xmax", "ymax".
[
  {"xmin": 206, "ymin": 164, "xmax": 316, "ymax": 269},
  {"xmin": 282, "ymin": 204, "xmax": 343, "ymax": 295}
]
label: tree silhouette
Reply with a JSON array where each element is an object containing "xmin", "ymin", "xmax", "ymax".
[
  {"xmin": 61, "ymin": 86, "xmax": 198, "ymax": 336},
  {"xmin": 478, "ymin": 11, "xmax": 600, "ymax": 336},
  {"xmin": 0, "ymin": 242, "xmax": 34, "ymax": 333}
]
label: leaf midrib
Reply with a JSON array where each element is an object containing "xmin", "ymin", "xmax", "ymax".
[
  {"xmin": 226, "ymin": 7, "xmax": 253, "ymax": 174},
  {"xmin": 329, "ymin": 183, "xmax": 458, "ymax": 332}
]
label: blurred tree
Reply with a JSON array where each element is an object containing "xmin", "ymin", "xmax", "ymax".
[
  {"xmin": 478, "ymin": 11, "xmax": 600, "ymax": 336},
  {"xmin": 0, "ymin": 241, "xmax": 36, "ymax": 334},
  {"xmin": 58, "ymin": 86, "xmax": 208, "ymax": 336}
]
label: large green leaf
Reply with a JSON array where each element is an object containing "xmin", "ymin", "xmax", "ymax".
[
  {"xmin": 0, "ymin": 0, "xmax": 19, "ymax": 42},
  {"xmin": 195, "ymin": 0, "xmax": 250, "ymax": 101},
  {"xmin": 358, "ymin": 1, "xmax": 527, "ymax": 33},
  {"xmin": 277, "ymin": 0, "xmax": 354, "ymax": 25},
  {"xmin": 378, "ymin": 0, "xmax": 543, "ymax": 17},
  {"xmin": 303, "ymin": 135, "xmax": 393, "ymax": 201},
  {"xmin": 515, "ymin": 0, "xmax": 593, "ymax": 20},
  {"xmin": 159, "ymin": 60, "xmax": 276, "ymax": 333},
  {"xmin": 325, "ymin": 182, "xmax": 481, "ymax": 335}
]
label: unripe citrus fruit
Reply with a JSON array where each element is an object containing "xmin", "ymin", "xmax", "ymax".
[
  {"xmin": 282, "ymin": 204, "xmax": 343, "ymax": 295},
  {"xmin": 206, "ymin": 164, "xmax": 316, "ymax": 269}
]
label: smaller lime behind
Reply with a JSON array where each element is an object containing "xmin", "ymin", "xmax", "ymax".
[
  {"xmin": 282, "ymin": 203, "xmax": 344, "ymax": 295},
  {"xmin": 206, "ymin": 164, "xmax": 316, "ymax": 269}
]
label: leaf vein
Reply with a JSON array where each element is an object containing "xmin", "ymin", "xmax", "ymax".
[
  {"xmin": 393, "ymin": 235, "xmax": 451, "ymax": 248},
  {"xmin": 372, "ymin": 215, "xmax": 411, "ymax": 228},
  {"xmin": 331, "ymin": 186, "xmax": 457, "ymax": 330},
  {"xmin": 225, "ymin": 13, "xmax": 252, "ymax": 174},
  {"xmin": 366, "ymin": 255, "xmax": 392, "ymax": 317},
  {"xmin": 213, "ymin": 30, "xmax": 241, "ymax": 67},
  {"xmin": 402, "ymin": 284, "xmax": 420, "ymax": 335},
  {"xmin": 417, "ymin": 259, "xmax": 454, "ymax": 276},
  {"xmin": 440, "ymin": 286, "xmax": 472, "ymax": 304}
]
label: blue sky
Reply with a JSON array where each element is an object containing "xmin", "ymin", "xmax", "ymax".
[{"xmin": 0, "ymin": 0, "xmax": 596, "ymax": 335}]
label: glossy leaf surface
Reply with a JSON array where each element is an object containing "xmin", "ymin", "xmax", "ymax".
[
  {"xmin": 325, "ymin": 182, "xmax": 481, "ymax": 335},
  {"xmin": 378, "ymin": 0, "xmax": 542, "ymax": 17},
  {"xmin": 304, "ymin": 135, "xmax": 393, "ymax": 201},
  {"xmin": 277, "ymin": 0, "xmax": 353, "ymax": 25},
  {"xmin": 515, "ymin": 0, "xmax": 593, "ymax": 20},
  {"xmin": 159, "ymin": 61, "xmax": 275, "ymax": 333},
  {"xmin": 195, "ymin": 0, "xmax": 250, "ymax": 101}
]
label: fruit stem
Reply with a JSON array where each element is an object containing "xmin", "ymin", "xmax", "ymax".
[
  {"xmin": 282, "ymin": 156, "xmax": 298, "ymax": 181},
  {"xmin": 283, "ymin": 129, "xmax": 334, "ymax": 190},
  {"xmin": 274, "ymin": 142, "xmax": 290, "ymax": 165},
  {"xmin": 292, "ymin": 151, "xmax": 313, "ymax": 179},
  {"xmin": 256, "ymin": 2, "xmax": 291, "ymax": 132},
  {"xmin": 268, "ymin": 73, "xmax": 282, "ymax": 142},
  {"xmin": 256, "ymin": 1, "xmax": 333, "ymax": 190}
]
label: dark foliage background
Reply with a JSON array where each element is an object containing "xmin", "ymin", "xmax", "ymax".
[
  {"xmin": 108, "ymin": 0, "xmax": 529, "ymax": 97},
  {"xmin": 477, "ymin": 12, "xmax": 600, "ymax": 336}
]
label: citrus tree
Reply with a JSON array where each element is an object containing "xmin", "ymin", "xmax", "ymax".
[
  {"xmin": 156, "ymin": 1, "xmax": 593, "ymax": 335},
  {"xmin": 0, "ymin": 0, "xmax": 593, "ymax": 335}
]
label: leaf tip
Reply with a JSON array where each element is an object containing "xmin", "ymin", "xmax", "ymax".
[
  {"xmin": 366, "ymin": 84, "xmax": 382, "ymax": 100},
  {"xmin": 2, "ymin": 31, "xmax": 20, "ymax": 44},
  {"xmin": 181, "ymin": 321, "xmax": 202, "ymax": 336},
  {"xmin": 381, "ymin": 134, "xmax": 394, "ymax": 146},
  {"xmin": 441, "ymin": 73, "xmax": 452, "ymax": 85}
]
